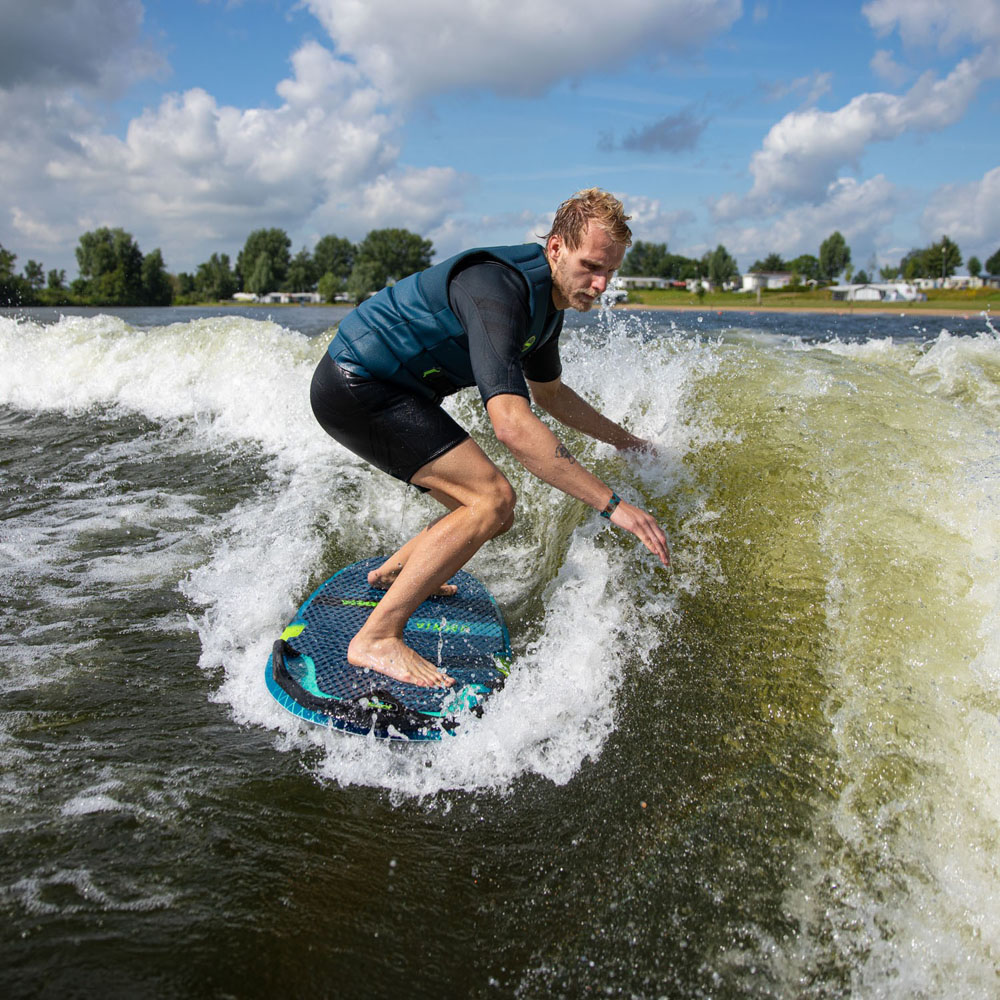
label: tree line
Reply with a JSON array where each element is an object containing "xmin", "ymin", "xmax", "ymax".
[
  {"xmin": 0, "ymin": 225, "xmax": 434, "ymax": 308},
  {"xmin": 619, "ymin": 233, "xmax": 853, "ymax": 286},
  {"xmin": 3, "ymin": 225, "xmax": 997, "ymax": 308},
  {"xmin": 622, "ymin": 231, "xmax": 999, "ymax": 287}
]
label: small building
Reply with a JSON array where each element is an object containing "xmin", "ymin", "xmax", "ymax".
[
  {"xmin": 742, "ymin": 271, "xmax": 794, "ymax": 292},
  {"xmin": 944, "ymin": 275, "xmax": 984, "ymax": 290},
  {"xmin": 260, "ymin": 291, "xmax": 323, "ymax": 304},
  {"xmin": 829, "ymin": 282, "xmax": 926, "ymax": 302},
  {"xmin": 616, "ymin": 275, "xmax": 671, "ymax": 290}
]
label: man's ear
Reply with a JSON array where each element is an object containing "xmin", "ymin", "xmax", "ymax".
[{"xmin": 546, "ymin": 233, "xmax": 562, "ymax": 262}]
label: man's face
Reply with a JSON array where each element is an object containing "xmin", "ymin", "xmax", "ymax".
[{"xmin": 547, "ymin": 222, "xmax": 626, "ymax": 312}]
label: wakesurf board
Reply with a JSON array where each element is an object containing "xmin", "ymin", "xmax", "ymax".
[{"xmin": 265, "ymin": 557, "xmax": 511, "ymax": 740}]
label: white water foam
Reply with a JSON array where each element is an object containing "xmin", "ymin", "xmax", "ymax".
[{"xmin": 0, "ymin": 866, "xmax": 176, "ymax": 917}]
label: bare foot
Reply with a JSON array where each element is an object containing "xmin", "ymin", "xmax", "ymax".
[
  {"xmin": 367, "ymin": 561, "xmax": 458, "ymax": 598},
  {"xmin": 347, "ymin": 634, "xmax": 455, "ymax": 688}
]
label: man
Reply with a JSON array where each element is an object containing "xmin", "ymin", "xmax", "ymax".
[{"xmin": 310, "ymin": 188, "xmax": 670, "ymax": 689}]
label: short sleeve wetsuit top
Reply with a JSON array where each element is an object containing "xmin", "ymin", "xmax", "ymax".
[{"xmin": 310, "ymin": 249, "xmax": 565, "ymax": 485}]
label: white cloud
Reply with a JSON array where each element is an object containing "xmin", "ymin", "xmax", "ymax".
[
  {"xmin": 921, "ymin": 166, "xmax": 1000, "ymax": 260},
  {"xmin": 302, "ymin": 0, "xmax": 742, "ymax": 100},
  {"xmin": 716, "ymin": 175, "xmax": 900, "ymax": 264},
  {"xmin": 870, "ymin": 49, "xmax": 911, "ymax": 87},
  {"xmin": 620, "ymin": 195, "xmax": 696, "ymax": 245},
  {"xmin": 10, "ymin": 208, "xmax": 68, "ymax": 249},
  {"xmin": 1, "ymin": 35, "xmax": 465, "ymax": 272},
  {"xmin": 863, "ymin": 0, "xmax": 1000, "ymax": 50},
  {"xmin": 714, "ymin": 46, "xmax": 999, "ymax": 218}
]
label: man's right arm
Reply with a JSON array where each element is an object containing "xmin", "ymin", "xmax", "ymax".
[{"xmin": 486, "ymin": 393, "xmax": 670, "ymax": 567}]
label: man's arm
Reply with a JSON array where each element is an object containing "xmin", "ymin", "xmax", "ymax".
[
  {"xmin": 486, "ymin": 393, "xmax": 670, "ymax": 566},
  {"xmin": 526, "ymin": 376, "xmax": 649, "ymax": 452}
]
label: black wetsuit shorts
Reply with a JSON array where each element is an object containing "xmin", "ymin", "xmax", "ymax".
[{"xmin": 310, "ymin": 351, "xmax": 469, "ymax": 486}]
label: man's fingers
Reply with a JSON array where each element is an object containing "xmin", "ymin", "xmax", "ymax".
[{"xmin": 610, "ymin": 502, "xmax": 671, "ymax": 567}]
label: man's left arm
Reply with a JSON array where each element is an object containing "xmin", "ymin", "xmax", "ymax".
[{"xmin": 527, "ymin": 376, "xmax": 650, "ymax": 452}]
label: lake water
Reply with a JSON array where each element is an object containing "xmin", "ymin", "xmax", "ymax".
[{"xmin": 2, "ymin": 303, "xmax": 999, "ymax": 997}]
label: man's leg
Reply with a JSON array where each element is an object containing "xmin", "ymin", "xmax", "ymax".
[
  {"xmin": 367, "ymin": 500, "xmax": 460, "ymax": 597},
  {"xmin": 367, "ymin": 482, "xmax": 515, "ymax": 596},
  {"xmin": 347, "ymin": 438, "xmax": 515, "ymax": 688}
]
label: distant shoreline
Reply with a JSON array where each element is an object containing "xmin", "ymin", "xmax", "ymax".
[{"xmin": 618, "ymin": 302, "xmax": 992, "ymax": 318}]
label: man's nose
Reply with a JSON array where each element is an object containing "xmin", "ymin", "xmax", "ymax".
[{"xmin": 592, "ymin": 274, "xmax": 608, "ymax": 293}]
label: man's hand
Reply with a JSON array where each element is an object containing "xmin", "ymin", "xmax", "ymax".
[
  {"xmin": 608, "ymin": 499, "xmax": 671, "ymax": 567},
  {"xmin": 617, "ymin": 432, "xmax": 658, "ymax": 455}
]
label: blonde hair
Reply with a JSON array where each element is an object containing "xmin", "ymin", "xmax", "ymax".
[{"xmin": 544, "ymin": 188, "xmax": 632, "ymax": 249}]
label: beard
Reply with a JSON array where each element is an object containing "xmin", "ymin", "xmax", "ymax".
[{"xmin": 551, "ymin": 260, "xmax": 597, "ymax": 312}]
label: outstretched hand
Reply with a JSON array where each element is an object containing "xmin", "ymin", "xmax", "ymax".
[
  {"xmin": 609, "ymin": 500, "xmax": 671, "ymax": 567},
  {"xmin": 617, "ymin": 434, "xmax": 660, "ymax": 459}
]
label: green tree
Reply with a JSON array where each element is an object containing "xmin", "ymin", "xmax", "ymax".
[
  {"xmin": 620, "ymin": 241, "xmax": 701, "ymax": 280},
  {"xmin": 194, "ymin": 253, "xmax": 236, "ymax": 301},
  {"xmin": 0, "ymin": 243, "xmax": 15, "ymax": 279},
  {"xmin": 986, "ymin": 248, "xmax": 1000, "ymax": 276},
  {"xmin": 236, "ymin": 228, "xmax": 291, "ymax": 291},
  {"xmin": 788, "ymin": 254, "xmax": 820, "ymax": 282},
  {"xmin": 968, "ymin": 256, "xmax": 981, "ymax": 279},
  {"xmin": 879, "ymin": 264, "xmax": 900, "ymax": 281},
  {"xmin": 248, "ymin": 251, "xmax": 276, "ymax": 296},
  {"xmin": 855, "ymin": 269, "xmax": 870, "ymax": 285},
  {"xmin": 923, "ymin": 235, "xmax": 962, "ymax": 280},
  {"xmin": 621, "ymin": 240, "xmax": 670, "ymax": 276},
  {"xmin": 75, "ymin": 227, "xmax": 145, "ymax": 304},
  {"xmin": 900, "ymin": 249, "xmax": 927, "ymax": 280},
  {"xmin": 349, "ymin": 228, "xmax": 433, "ymax": 299},
  {"xmin": 707, "ymin": 244, "xmax": 739, "ymax": 288},
  {"xmin": 346, "ymin": 259, "xmax": 383, "ymax": 305},
  {"xmin": 317, "ymin": 270, "xmax": 344, "ymax": 303},
  {"xmin": 284, "ymin": 248, "xmax": 317, "ymax": 291},
  {"xmin": 47, "ymin": 268, "xmax": 66, "ymax": 290},
  {"xmin": 175, "ymin": 272, "xmax": 196, "ymax": 298},
  {"xmin": 140, "ymin": 248, "xmax": 173, "ymax": 305},
  {"xmin": 23, "ymin": 259, "xmax": 44, "ymax": 289},
  {"xmin": 0, "ymin": 243, "xmax": 35, "ymax": 305},
  {"xmin": 750, "ymin": 252, "xmax": 787, "ymax": 272},
  {"xmin": 313, "ymin": 234, "xmax": 355, "ymax": 286},
  {"xmin": 819, "ymin": 231, "xmax": 851, "ymax": 281},
  {"xmin": 673, "ymin": 255, "xmax": 701, "ymax": 281}
]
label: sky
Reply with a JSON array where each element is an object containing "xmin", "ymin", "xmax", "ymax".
[{"xmin": 1, "ymin": 0, "xmax": 998, "ymax": 280}]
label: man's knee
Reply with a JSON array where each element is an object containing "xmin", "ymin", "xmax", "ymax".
[{"xmin": 485, "ymin": 474, "xmax": 516, "ymax": 536}]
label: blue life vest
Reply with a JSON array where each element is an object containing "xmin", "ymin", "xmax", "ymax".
[{"xmin": 328, "ymin": 244, "xmax": 562, "ymax": 399}]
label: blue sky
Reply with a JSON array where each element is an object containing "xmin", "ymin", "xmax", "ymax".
[{"xmin": 1, "ymin": 0, "xmax": 998, "ymax": 279}]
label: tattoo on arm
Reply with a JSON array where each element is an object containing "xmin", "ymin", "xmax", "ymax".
[{"xmin": 555, "ymin": 443, "xmax": 577, "ymax": 465}]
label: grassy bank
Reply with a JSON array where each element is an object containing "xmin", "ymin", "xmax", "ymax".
[{"xmin": 627, "ymin": 287, "xmax": 995, "ymax": 315}]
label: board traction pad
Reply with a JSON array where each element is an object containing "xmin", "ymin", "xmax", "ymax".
[{"xmin": 265, "ymin": 557, "xmax": 511, "ymax": 740}]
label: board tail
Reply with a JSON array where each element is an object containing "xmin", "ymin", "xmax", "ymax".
[{"xmin": 270, "ymin": 638, "xmax": 459, "ymax": 737}]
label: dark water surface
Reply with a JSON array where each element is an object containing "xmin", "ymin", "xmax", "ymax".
[{"xmin": 2, "ymin": 305, "xmax": 999, "ymax": 998}]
